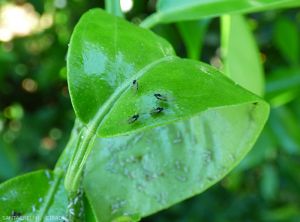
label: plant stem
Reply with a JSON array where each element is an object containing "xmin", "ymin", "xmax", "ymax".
[
  {"xmin": 140, "ymin": 13, "xmax": 161, "ymax": 29},
  {"xmin": 64, "ymin": 125, "xmax": 97, "ymax": 192},
  {"xmin": 105, "ymin": 0, "xmax": 123, "ymax": 17}
]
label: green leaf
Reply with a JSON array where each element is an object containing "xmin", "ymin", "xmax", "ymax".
[
  {"xmin": 0, "ymin": 170, "xmax": 67, "ymax": 220},
  {"xmin": 141, "ymin": 0, "xmax": 300, "ymax": 27},
  {"xmin": 221, "ymin": 14, "xmax": 265, "ymax": 96},
  {"xmin": 236, "ymin": 125, "xmax": 277, "ymax": 171},
  {"xmin": 84, "ymin": 102, "xmax": 268, "ymax": 221},
  {"xmin": 273, "ymin": 17, "xmax": 300, "ymax": 66},
  {"xmin": 68, "ymin": 9, "xmax": 268, "ymax": 138},
  {"xmin": 66, "ymin": 8, "xmax": 269, "ymax": 193},
  {"xmin": 66, "ymin": 9, "xmax": 176, "ymax": 191},
  {"xmin": 97, "ymin": 57, "xmax": 265, "ymax": 137},
  {"xmin": 176, "ymin": 20, "xmax": 210, "ymax": 60},
  {"xmin": 67, "ymin": 9, "xmax": 175, "ymax": 125},
  {"xmin": 0, "ymin": 167, "xmax": 99, "ymax": 221}
]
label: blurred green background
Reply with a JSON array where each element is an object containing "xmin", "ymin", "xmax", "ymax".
[{"xmin": 0, "ymin": 0, "xmax": 300, "ymax": 221}]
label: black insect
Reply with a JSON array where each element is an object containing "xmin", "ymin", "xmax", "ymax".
[
  {"xmin": 154, "ymin": 93, "xmax": 167, "ymax": 101},
  {"xmin": 11, "ymin": 210, "xmax": 22, "ymax": 217},
  {"xmin": 132, "ymin": 79, "xmax": 138, "ymax": 93},
  {"xmin": 128, "ymin": 114, "xmax": 139, "ymax": 124},
  {"xmin": 151, "ymin": 107, "xmax": 164, "ymax": 115}
]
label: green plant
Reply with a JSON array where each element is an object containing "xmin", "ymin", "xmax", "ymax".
[{"xmin": 1, "ymin": 1, "xmax": 299, "ymax": 221}]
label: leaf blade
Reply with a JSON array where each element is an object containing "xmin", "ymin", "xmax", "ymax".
[
  {"xmin": 66, "ymin": 10, "xmax": 270, "ymax": 221},
  {"xmin": 98, "ymin": 57, "xmax": 265, "ymax": 137},
  {"xmin": 67, "ymin": 8, "xmax": 175, "ymax": 124},
  {"xmin": 0, "ymin": 170, "xmax": 67, "ymax": 220},
  {"xmin": 84, "ymin": 100, "xmax": 269, "ymax": 221},
  {"xmin": 221, "ymin": 14, "xmax": 265, "ymax": 96},
  {"xmin": 142, "ymin": 0, "xmax": 300, "ymax": 26},
  {"xmin": 68, "ymin": 8, "xmax": 268, "ymax": 139}
]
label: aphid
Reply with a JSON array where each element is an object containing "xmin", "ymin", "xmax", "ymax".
[
  {"xmin": 154, "ymin": 93, "xmax": 167, "ymax": 101},
  {"xmin": 128, "ymin": 114, "xmax": 139, "ymax": 124},
  {"xmin": 11, "ymin": 210, "xmax": 22, "ymax": 217},
  {"xmin": 151, "ymin": 107, "xmax": 164, "ymax": 115},
  {"xmin": 132, "ymin": 79, "xmax": 138, "ymax": 93}
]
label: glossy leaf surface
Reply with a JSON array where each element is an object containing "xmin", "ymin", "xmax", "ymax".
[
  {"xmin": 68, "ymin": 9, "xmax": 268, "ymax": 138},
  {"xmin": 98, "ymin": 57, "xmax": 264, "ymax": 137},
  {"xmin": 144, "ymin": 0, "xmax": 300, "ymax": 25},
  {"xmin": 84, "ymin": 102, "xmax": 268, "ymax": 221},
  {"xmin": 67, "ymin": 9, "xmax": 270, "ymax": 221},
  {"xmin": 221, "ymin": 14, "xmax": 264, "ymax": 96},
  {"xmin": 67, "ymin": 9, "xmax": 174, "ymax": 124},
  {"xmin": 0, "ymin": 170, "xmax": 67, "ymax": 220}
]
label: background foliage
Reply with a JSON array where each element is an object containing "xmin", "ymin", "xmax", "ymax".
[{"xmin": 0, "ymin": 0, "xmax": 299, "ymax": 221}]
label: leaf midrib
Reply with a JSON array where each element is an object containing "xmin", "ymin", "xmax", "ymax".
[
  {"xmin": 37, "ymin": 171, "xmax": 63, "ymax": 222},
  {"xmin": 89, "ymin": 56, "xmax": 175, "ymax": 135}
]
